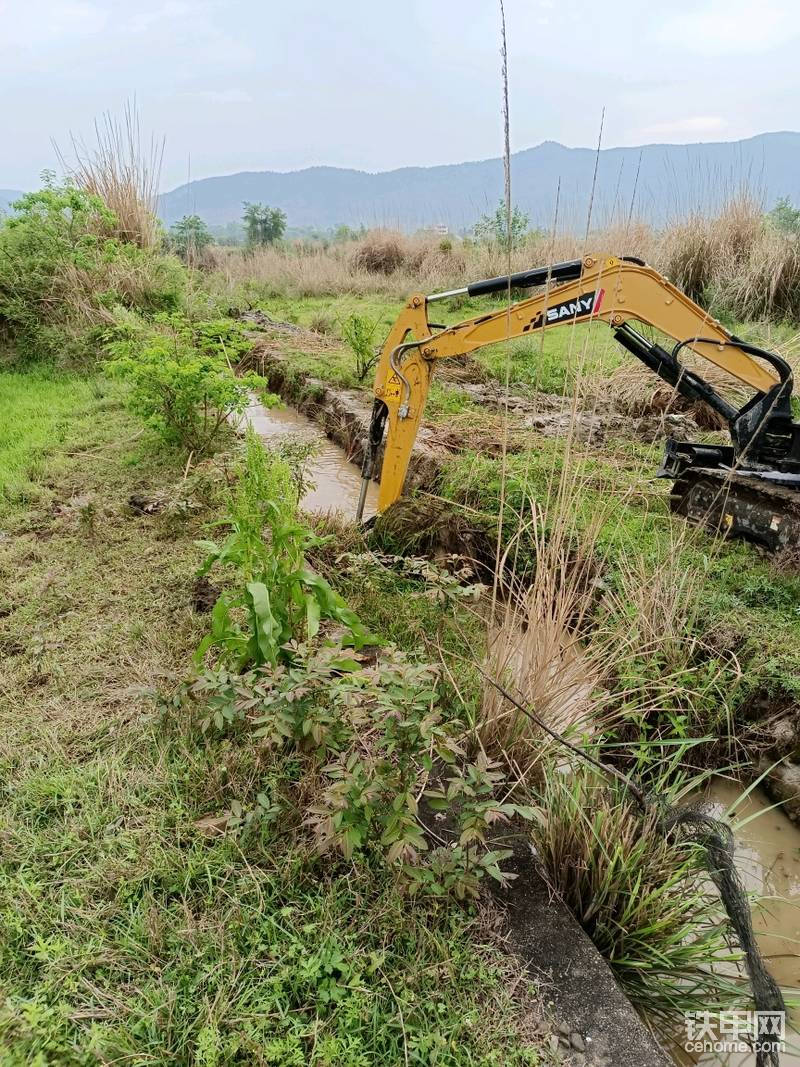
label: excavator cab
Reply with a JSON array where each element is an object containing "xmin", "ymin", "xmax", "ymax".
[{"xmin": 356, "ymin": 254, "xmax": 800, "ymax": 551}]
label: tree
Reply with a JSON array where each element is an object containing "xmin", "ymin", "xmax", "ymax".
[
  {"xmin": 242, "ymin": 202, "xmax": 287, "ymax": 246},
  {"xmin": 768, "ymin": 196, "xmax": 800, "ymax": 235},
  {"xmin": 168, "ymin": 215, "xmax": 214, "ymax": 262},
  {"xmin": 332, "ymin": 223, "xmax": 366, "ymax": 243},
  {"xmin": 473, "ymin": 198, "xmax": 530, "ymax": 248}
]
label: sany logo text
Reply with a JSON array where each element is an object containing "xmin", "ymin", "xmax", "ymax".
[{"xmin": 545, "ymin": 289, "xmax": 604, "ymax": 323}]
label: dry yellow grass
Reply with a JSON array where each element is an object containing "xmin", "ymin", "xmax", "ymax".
[
  {"xmin": 209, "ymin": 197, "xmax": 800, "ymax": 328},
  {"xmin": 58, "ymin": 102, "xmax": 163, "ymax": 249}
]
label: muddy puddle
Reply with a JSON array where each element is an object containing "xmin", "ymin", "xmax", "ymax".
[
  {"xmin": 675, "ymin": 778, "xmax": 800, "ymax": 1065},
  {"xmin": 243, "ymin": 397, "xmax": 378, "ymax": 519}
]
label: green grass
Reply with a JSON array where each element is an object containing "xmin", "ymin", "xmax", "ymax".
[
  {"xmin": 0, "ymin": 368, "xmax": 115, "ymax": 510},
  {"xmin": 0, "ymin": 731, "xmax": 541, "ymax": 1067},
  {"xmin": 246, "ymin": 296, "xmax": 624, "ymax": 397},
  {"xmin": 0, "ymin": 368, "xmax": 546, "ymax": 1067},
  {"xmin": 438, "ymin": 444, "xmax": 800, "ymax": 727},
  {"xmin": 471, "ymin": 323, "xmax": 623, "ymax": 394}
]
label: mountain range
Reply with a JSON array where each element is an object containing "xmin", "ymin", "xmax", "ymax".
[
  {"xmin": 4, "ymin": 132, "xmax": 799, "ymax": 233},
  {"xmin": 157, "ymin": 132, "xmax": 800, "ymax": 233}
]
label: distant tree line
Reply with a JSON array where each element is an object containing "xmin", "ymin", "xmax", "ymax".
[{"xmin": 165, "ymin": 194, "xmax": 800, "ymax": 262}]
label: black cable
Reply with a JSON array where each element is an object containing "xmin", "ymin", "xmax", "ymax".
[
  {"xmin": 479, "ymin": 666, "xmax": 785, "ymax": 1065},
  {"xmin": 477, "ymin": 667, "xmax": 649, "ymax": 808},
  {"xmin": 670, "ymin": 336, "xmax": 792, "ymax": 388}
]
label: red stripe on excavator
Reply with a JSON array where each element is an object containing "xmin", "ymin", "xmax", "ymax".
[{"xmin": 593, "ymin": 288, "xmax": 605, "ymax": 315}]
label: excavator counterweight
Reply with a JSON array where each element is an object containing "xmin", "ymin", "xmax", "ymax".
[{"xmin": 356, "ymin": 253, "xmax": 800, "ymax": 551}]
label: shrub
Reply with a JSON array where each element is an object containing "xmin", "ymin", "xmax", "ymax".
[
  {"xmin": 768, "ymin": 195, "xmax": 800, "ymax": 235},
  {"xmin": 182, "ymin": 642, "xmax": 531, "ymax": 897},
  {"xmin": 105, "ymin": 315, "xmax": 268, "ymax": 453},
  {"xmin": 340, "ymin": 312, "xmax": 379, "ymax": 381},
  {"xmin": 473, "ymin": 199, "xmax": 530, "ymax": 248},
  {"xmin": 0, "ymin": 180, "xmax": 186, "ymax": 362},
  {"xmin": 349, "ymin": 231, "xmax": 406, "ymax": 274},
  {"xmin": 168, "ymin": 214, "xmax": 214, "ymax": 263}
]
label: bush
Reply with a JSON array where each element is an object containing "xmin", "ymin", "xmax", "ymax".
[
  {"xmin": 168, "ymin": 214, "xmax": 214, "ymax": 263},
  {"xmin": 340, "ymin": 312, "xmax": 379, "ymax": 381},
  {"xmin": 768, "ymin": 196, "xmax": 800, "ymax": 235},
  {"xmin": 0, "ymin": 180, "xmax": 186, "ymax": 362},
  {"xmin": 105, "ymin": 315, "xmax": 269, "ymax": 453},
  {"xmin": 473, "ymin": 199, "xmax": 530, "ymax": 248},
  {"xmin": 349, "ymin": 231, "xmax": 406, "ymax": 274}
]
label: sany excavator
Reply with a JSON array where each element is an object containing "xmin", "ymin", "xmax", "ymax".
[{"xmin": 354, "ymin": 253, "xmax": 800, "ymax": 551}]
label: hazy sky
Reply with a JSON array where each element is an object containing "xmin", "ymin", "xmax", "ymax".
[{"xmin": 2, "ymin": 0, "xmax": 800, "ymax": 191}]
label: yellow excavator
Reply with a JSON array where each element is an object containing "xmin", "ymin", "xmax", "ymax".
[{"xmin": 355, "ymin": 253, "xmax": 800, "ymax": 550}]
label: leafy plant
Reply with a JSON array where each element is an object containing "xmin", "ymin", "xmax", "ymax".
[
  {"xmin": 767, "ymin": 195, "xmax": 800, "ymax": 235},
  {"xmin": 106, "ymin": 314, "xmax": 270, "ymax": 453},
  {"xmin": 339, "ymin": 312, "xmax": 380, "ymax": 382},
  {"xmin": 168, "ymin": 214, "xmax": 214, "ymax": 262},
  {"xmin": 195, "ymin": 431, "xmax": 373, "ymax": 668},
  {"xmin": 182, "ymin": 640, "xmax": 531, "ymax": 898},
  {"xmin": 0, "ymin": 178, "xmax": 184, "ymax": 362},
  {"xmin": 473, "ymin": 198, "xmax": 530, "ymax": 248}
]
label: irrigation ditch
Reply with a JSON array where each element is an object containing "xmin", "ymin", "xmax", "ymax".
[{"xmin": 241, "ymin": 337, "xmax": 800, "ymax": 1066}]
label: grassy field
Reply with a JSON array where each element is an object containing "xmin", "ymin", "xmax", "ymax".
[
  {"xmin": 0, "ymin": 369, "xmax": 109, "ymax": 507},
  {"xmin": 0, "ymin": 370, "xmax": 548, "ymax": 1066},
  {"xmin": 4, "ymin": 182, "xmax": 800, "ymax": 1063}
]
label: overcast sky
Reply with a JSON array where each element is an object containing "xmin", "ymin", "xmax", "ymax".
[{"xmin": 2, "ymin": 0, "xmax": 799, "ymax": 191}]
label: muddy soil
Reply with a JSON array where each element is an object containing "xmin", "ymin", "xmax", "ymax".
[{"xmin": 456, "ymin": 380, "xmax": 705, "ymax": 445}]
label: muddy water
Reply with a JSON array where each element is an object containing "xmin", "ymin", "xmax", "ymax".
[
  {"xmin": 678, "ymin": 779, "xmax": 800, "ymax": 1065},
  {"xmin": 243, "ymin": 398, "xmax": 379, "ymax": 519}
]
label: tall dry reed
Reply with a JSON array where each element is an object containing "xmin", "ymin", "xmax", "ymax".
[
  {"xmin": 57, "ymin": 101, "xmax": 163, "ymax": 249},
  {"xmin": 209, "ymin": 196, "xmax": 800, "ymax": 326}
]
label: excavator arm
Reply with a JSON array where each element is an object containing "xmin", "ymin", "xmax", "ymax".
[{"xmin": 357, "ymin": 253, "xmax": 800, "ymax": 549}]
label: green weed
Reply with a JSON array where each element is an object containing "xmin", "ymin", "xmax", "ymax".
[
  {"xmin": 106, "ymin": 315, "xmax": 273, "ymax": 454},
  {"xmin": 195, "ymin": 431, "xmax": 372, "ymax": 668}
]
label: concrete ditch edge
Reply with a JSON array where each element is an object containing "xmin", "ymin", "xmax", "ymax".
[{"xmin": 495, "ymin": 846, "xmax": 672, "ymax": 1066}]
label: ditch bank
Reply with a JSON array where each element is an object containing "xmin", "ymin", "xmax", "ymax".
[
  {"xmin": 247, "ymin": 341, "xmax": 449, "ymax": 503},
  {"xmin": 240, "ymin": 369, "xmax": 673, "ymax": 1066},
  {"xmin": 241, "ymin": 335, "xmax": 799, "ymax": 1064}
]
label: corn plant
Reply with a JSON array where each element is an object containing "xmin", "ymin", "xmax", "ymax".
[{"xmin": 196, "ymin": 430, "xmax": 373, "ymax": 668}]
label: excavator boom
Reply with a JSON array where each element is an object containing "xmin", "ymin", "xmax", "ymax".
[{"xmin": 357, "ymin": 253, "xmax": 800, "ymax": 550}]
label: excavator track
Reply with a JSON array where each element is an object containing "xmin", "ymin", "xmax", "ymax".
[{"xmin": 670, "ymin": 469, "xmax": 800, "ymax": 551}]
